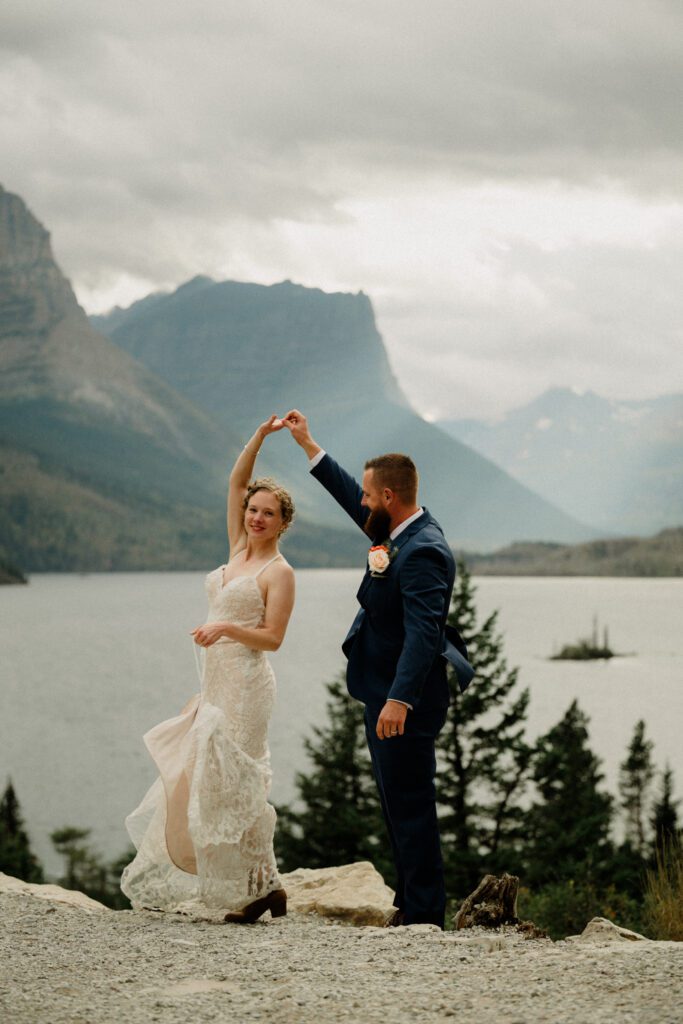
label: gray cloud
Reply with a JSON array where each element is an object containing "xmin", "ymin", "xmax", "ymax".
[
  {"xmin": 379, "ymin": 231, "xmax": 683, "ymax": 419},
  {"xmin": 2, "ymin": 0, "xmax": 683, "ymax": 416}
]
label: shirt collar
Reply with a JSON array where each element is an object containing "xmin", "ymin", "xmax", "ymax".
[{"xmin": 389, "ymin": 507, "xmax": 424, "ymax": 541}]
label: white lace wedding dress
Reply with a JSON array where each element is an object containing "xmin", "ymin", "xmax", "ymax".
[{"xmin": 120, "ymin": 557, "xmax": 282, "ymax": 919}]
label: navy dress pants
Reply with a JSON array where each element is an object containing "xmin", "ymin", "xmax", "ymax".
[{"xmin": 364, "ymin": 706, "xmax": 447, "ymax": 928}]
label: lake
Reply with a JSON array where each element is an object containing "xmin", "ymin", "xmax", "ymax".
[{"xmin": 1, "ymin": 571, "xmax": 681, "ymax": 876}]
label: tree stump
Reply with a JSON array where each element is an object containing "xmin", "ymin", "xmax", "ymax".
[{"xmin": 454, "ymin": 873, "xmax": 520, "ymax": 930}]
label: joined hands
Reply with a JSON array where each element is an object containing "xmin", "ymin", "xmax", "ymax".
[
  {"xmin": 252, "ymin": 411, "xmax": 317, "ymax": 454},
  {"xmin": 282, "ymin": 409, "xmax": 322, "ymax": 460},
  {"xmin": 258, "ymin": 413, "xmax": 286, "ymax": 436}
]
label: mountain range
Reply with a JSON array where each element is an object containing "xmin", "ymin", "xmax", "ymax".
[
  {"xmin": 92, "ymin": 278, "xmax": 592, "ymax": 551},
  {"xmin": 0, "ymin": 185, "xmax": 362, "ymax": 569},
  {"xmin": 439, "ymin": 388, "xmax": 683, "ymax": 536},
  {"xmin": 465, "ymin": 527, "xmax": 683, "ymax": 576},
  {"xmin": 1, "ymin": 185, "xmax": 595, "ymax": 572}
]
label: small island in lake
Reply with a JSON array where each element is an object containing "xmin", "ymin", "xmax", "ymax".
[{"xmin": 551, "ymin": 617, "xmax": 615, "ymax": 661}]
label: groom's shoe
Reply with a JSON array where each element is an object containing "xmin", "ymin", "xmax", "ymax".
[
  {"xmin": 384, "ymin": 908, "xmax": 406, "ymax": 928},
  {"xmin": 224, "ymin": 888, "xmax": 287, "ymax": 924}
]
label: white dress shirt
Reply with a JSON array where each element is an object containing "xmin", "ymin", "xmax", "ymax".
[{"xmin": 389, "ymin": 506, "xmax": 424, "ymax": 540}]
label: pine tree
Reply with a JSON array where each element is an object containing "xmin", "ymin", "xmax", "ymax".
[
  {"xmin": 107, "ymin": 846, "xmax": 137, "ymax": 909},
  {"xmin": 437, "ymin": 561, "xmax": 533, "ymax": 898},
  {"xmin": 50, "ymin": 826, "xmax": 132, "ymax": 907},
  {"xmin": 524, "ymin": 700, "xmax": 613, "ymax": 887},
  {"xmin": 650, "ymin": 764, "xmax": 680, "ymax": 857},
  {"xmin": 0, "ymin": 779, "xmax": 44, "ymax": 883},
  {"xmin": 50, "ymin": 826, "xmax": 95, "ymax": 890},
  {"xmin": 619, "ymin": 719, "xmax": 655, "ymax": 858},
  {"xmin": 275, "ymin": 676, "xmax": 390, "ymax": 879}
]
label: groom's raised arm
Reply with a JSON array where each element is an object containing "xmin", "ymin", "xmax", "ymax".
[
  {"xmin": 283, "ymin": 409, "xmax": 369, "ymax": 533},
  {"xmin": 310, "ymin": 452, "xmax": 370, "ymax": 533}
]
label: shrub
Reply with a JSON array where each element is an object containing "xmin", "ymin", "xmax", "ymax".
[
  {"xmin": 644, "ymin": 835, "xmax": 683, "ymax": 940},
  {"xmin": 50, "ymin": 826, "xmax": 133, "ymax": 909},
  {"xmin": 518, "ymin": 880, "xmax": 645, "ymax": 941}
]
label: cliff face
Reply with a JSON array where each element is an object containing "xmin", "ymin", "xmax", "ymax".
[
  {"xmin": 0, "ymin": 185, "xmax": 224, "ymax": 456},
  {"xmin": 98, "ymin": 277, "xmax": 595, "ymax": 549},
  {"xmin": 0, "ymin": 186, "xmax": 74, "ymax": 339},
  {"xmin": 0, "ymin": 189, "xmax": 198, "ymax": 566},
  {"xmin": 0, "ymin": 187, "xmax": 365, "ymax": 570},
  {"xmin": 94, "ymin": 275, "xmax": 408, "ymax": 424}
]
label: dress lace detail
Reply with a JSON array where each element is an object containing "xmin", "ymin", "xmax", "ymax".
[{"xmin": 120, "ymin": 567, "xmax": 281, "ymax": 919}]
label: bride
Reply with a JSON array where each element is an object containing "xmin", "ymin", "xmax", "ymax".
[{"xmin": 121, "ymin": 415, "xmax": 296, "ymax": 923}]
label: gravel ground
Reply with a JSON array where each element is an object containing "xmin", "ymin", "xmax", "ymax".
[{"xmin": 1, "ymin": 892, "xmax": 682, "ymax": 1024}]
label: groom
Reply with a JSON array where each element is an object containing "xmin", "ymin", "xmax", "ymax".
[{"xmin": 283, "ymin": 409, "xmax": 458, "ymax": 928}]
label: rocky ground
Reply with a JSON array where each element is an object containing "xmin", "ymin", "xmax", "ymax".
[{"xmin": 2, "ymin": 879, "xmax": 682, "ymax": 1024}]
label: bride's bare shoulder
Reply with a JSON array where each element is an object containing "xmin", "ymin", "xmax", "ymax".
[{"xmin": 272, "ymin": 557, "xmax": 295, "ymax": 581}]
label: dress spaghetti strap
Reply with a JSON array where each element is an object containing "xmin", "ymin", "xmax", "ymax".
[{"xmin": 254, "ymin": 553, "xmax": 282, "ymax": 578}]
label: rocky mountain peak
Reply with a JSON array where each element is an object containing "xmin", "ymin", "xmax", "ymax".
[
  {"xmin": 0, "ymin": 187, "xmax": 230, "ymax": 456},
  {"xmin": 0, "ymin": 185, "xmax": 79, "ymax": 339},
  {"xmin": 0, "ymin": 184, "xmax": 53, "ymax": 270}
]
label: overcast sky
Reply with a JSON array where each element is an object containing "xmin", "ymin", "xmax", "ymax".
[{"xmin": 3, "ymin": 0, "xmax": 683, "ymax": 419}]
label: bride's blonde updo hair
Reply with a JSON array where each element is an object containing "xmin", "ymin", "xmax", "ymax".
[{"xmin": 243, "ymin": 477, "xmax": 295, "ymax": 536}]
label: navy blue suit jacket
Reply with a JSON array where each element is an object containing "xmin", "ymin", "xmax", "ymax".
[{"xmin": 312, "ymin": 453, "xmax": 459, "ymax": 713}]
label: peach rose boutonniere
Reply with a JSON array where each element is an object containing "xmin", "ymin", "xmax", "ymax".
[{"xmin": 368, "ymin": 542, "xmax": 397, "ymax": 578}]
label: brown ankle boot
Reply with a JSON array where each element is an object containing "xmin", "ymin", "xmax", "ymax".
[{"xmin": 224, "ymin": 888, "xmax": 287, "ymax": 924}]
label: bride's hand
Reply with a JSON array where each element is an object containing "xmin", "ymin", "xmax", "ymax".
[
  {"xmin": 191, "ymin": 623, "xmax": 229, "ymax": 647},
  {"xmin": 257, "ymin": 414, "xmax": 286, "ymax": 436}
]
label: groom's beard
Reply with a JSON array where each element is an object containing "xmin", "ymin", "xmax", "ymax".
[{"xmin": 364, "ymin": 506, "xmax": 392, "ymax": 541}]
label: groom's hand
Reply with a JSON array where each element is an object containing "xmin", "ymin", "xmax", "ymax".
[
  {"xmin": 376, "ymin": 700, "xmax": 408, "ymax": 740},
  {"xmin": 283, "ymin": 409, "xmax": 322, "ymax": 460}
]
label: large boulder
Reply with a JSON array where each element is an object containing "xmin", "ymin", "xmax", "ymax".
[
  {"xmin": 281, "ymin": 861, "xmax": 394, "ymax": 926},
  {"xmin": 0, "ymin": 872, "xmax": 109, "ymax": 913},
  {"xmin": 567, "ymin": 916, "xmax": 650, "ymax": 943}
]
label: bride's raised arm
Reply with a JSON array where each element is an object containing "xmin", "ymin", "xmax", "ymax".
[{"xmin": 227, "ymin": 415, "xmax": 284, "ymax": 557}]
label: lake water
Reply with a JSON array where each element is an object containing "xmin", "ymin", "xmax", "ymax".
[{"xmin": 1, "ymin": 571, "xmax": 681, "ymax": 876}]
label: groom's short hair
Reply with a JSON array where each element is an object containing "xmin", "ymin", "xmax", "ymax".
[{"xmin": 365, "ymin": 453, "xmax": 418, "ymax": 504}]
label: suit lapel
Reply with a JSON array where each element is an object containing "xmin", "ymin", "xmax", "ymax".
[
  {"xmin": 391, "ymin": 508, "xmax": 435, "ymax": 553},
  {"xmin": 360, "ymin": 510, "xmax": 438, "ymax": 603}
]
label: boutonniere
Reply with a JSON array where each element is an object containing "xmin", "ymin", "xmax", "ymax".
[{"xmin": 368, "ymin": 541, "xmax": 398, "ymax": 578}]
